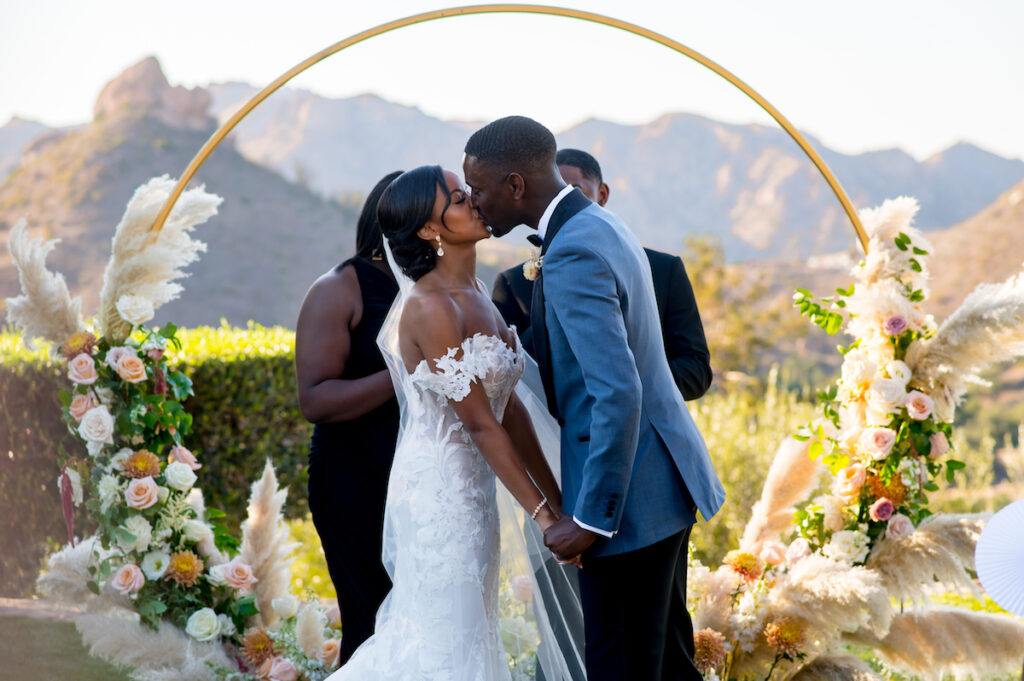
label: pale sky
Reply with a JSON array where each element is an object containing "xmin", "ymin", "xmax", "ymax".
[{"xmin": 1, "ymin": 0, "xmax": 1022, "ymax": 161}]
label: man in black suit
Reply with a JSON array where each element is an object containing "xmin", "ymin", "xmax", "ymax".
[{"xmin": 491, "ymin": 148, "xmax": 713, "ymax": 400}]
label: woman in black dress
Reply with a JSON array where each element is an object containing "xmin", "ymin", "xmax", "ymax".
[{"xmin": 295, "ymin": 171, "xmax": 402, "ymax": 664}]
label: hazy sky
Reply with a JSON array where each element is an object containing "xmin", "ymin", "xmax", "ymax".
[{"xmin": 2, "ymin": 0, "xmax": 1022, "ymax": 161}]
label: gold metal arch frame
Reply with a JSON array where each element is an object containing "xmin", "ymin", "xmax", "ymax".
[{"xmin": 149, "ymin": 3, "xmax": 869, "ymax": 251}]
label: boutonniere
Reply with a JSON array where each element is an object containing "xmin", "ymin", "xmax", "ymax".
[{"xmin": 523, "ymin": 250, "xmax": 543, "ymax": 281}]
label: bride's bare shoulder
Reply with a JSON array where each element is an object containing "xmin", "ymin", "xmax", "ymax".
[{"xmin": 400, "ymin": 287, "xmax": 460, "ymax": 337}]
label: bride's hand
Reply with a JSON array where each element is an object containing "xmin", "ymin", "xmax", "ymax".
[{"xmin": 534, "ymin": 506, "xmax": 560, "ymax": 533}]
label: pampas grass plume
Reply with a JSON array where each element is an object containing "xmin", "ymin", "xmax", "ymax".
[
  {"xmin": 5, "ymin": 219, "xmax": 84, "ymax": 349},
  {"xmin": 37, "ymin": 537, "xmax": 104, "ymax": 605},
  {"xmin": 240, "ymin": 460, "xmax": 297, "ymax": 628},
  {"xmin": 789, "ymin": 654, "xmax": 883, "ymax": 681},
  {"xmin": 741, "ymin": 437, "xmax": 823, "ymax": 554},
  {"xmin": 295, "ymin": 602, "xmax": 327, "ymax": 659}
]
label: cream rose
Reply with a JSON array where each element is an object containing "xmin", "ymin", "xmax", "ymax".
[
  {"xmin": 78, "ymin": 405, "xmax": 114, "ymax": 456},
  {"xmin": 68, "ymin": 353, "xmax": 98, "ymax": 385},
  {"xmin": 840, "ymin": 349, "xmax": 876, "ymax": 390},
  {"xmin": 116, "ymin": 294, "xmax": 155, "ymax": 327},
  {"xmin": 157, "ymin": 485, "xmax": 170, "ymax": 503},
  {"xmin": 110, "ymin": 563, "xmax": 145, "ymax": 595},
  {"xmin": 164, "ymin": 461, "xmax": 197, "ymax": 491},
  {"xmin": 117, "ymin": 355, "xmax": 147, "ymax": 383},
  {"xmin": 886, "ymin": 513, "xmax": 915, "ymax": 540},
  {"xmin": 142, "ymin": 549, "xmax": 171, "ymax": 579},
  {"xmin": 185, "ymin": 607, "xmax": 220, "ymax": 642},
  {"xmin": 168, "ymin": 445, "xmax": 201, "ymax": 470},
  {"xmin": 822, "ymin": 529, "xmax": 870, "ymax": 564},
  {"xmin": 222, "ymin": 559, "xmax": 258, "ymax": 591},
  {"xmin": 125, "ymin": 476, "xmax": 159, "ymax": 510},
  {"xmin": 217, "ymin": 613, "xmax": 236, "ymax": 638},
  {"xmin": 929, "ymin": 432, "xmax": 950, "ymax": 458},
  {"xmin": 69, "ymin": 393, "xmax": 96, "ymax": 421},
  {"xmin": 885, "ymin": 360, "xmax": 913, "ymax": 385},
  {"xmin": 207, "ymin": 564, "xmax": 228, "ymax": 588},
  {"xmin": 832, "ymin": 465, "xmax": 867, "ymax": 502},
  {"xmin": 905, "ymin": 390, "xmax": 934, "ymax": 420},
  {"xmin": 271, "ymin": 595, "xmax": 299, "ymax": 619},
  {"xmin": 117, "ymin": 515, "xmax": 153, "ymax": 553},
  {"xmin": 867, "ymin": 377, "xmax": 907, "ymax": 415},
  {"xmin": 105, "ymin": 346, "xmax": 137, "ymax": 371},
  {"xmin": 182, "ymin": 519, "xmax": 213, "ymax": 544},
  {"xmin": 858, "ymin": 427, "xmax": 898, "ymax": 461},
  {"xmin": 785, "ymin": 538, "xmax": 812, "ymax": 567},
  {"xmin": 318, "ymin": 639, "xmax": 342, "ymax": 669}
]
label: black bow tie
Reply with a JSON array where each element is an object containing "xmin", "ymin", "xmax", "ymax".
[{"xmin": 526, "ymin": 234, "xmax": 543, "ymax": 248}]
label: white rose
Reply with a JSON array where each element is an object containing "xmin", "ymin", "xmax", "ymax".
[
  {"xmin": 885, "ymin": 360, "xmax": 913, "ymax": 385},
  {"xmin": 822, "ymin": 530, "xmax": 870, "ymax": 564},
  {"xmin": 182, "ymin": 519, "xmax": 214, "ymax": 544},
  {"xmin": 207, "ymin": 564, "xmax": 228, "ymax": 587},
  {"xmin": 867, "ymin": 377, "xmax": 907, "ymax": 415},
  {"xmin": 59, "ymin": 469, "xmax": 84, "ymax": 506},
  {"xmin": 98, "ymin": 474, "xmax": 122, "ymax": 512},
  {"xmin": 118, "ymin": 515, "xmax": 153, "ymax": 553},
  {"xmin": 164, "ymin": 462, "xmax": 197, "ymax": 492},
  {"xmin": 840, "ymin": 349, "xmax": 876, "ymax": 388},
  {"xmin": 142, "ymin": 550, "xmax": 171, "ymax": 579},
  {"xmin": 157, "ymin": 486, "xmax": 170, "ymax": 503},
  {"xmin": 185, "ymin": 607, "xmax": 221, "ymax": 642},
  {"xmin": 858, "ymin": 427, "xmax": 898, "ymax": 460},
  {"xmin": 78, "ymin": 405, "xmax": 115, "ymax": 453},
  {"xmin": 116, "ymin": 294, "xmax": 155, "ymax": 327},
  {"xmin": 110, "ymin": 448, "xmax": 133, "ymax": 471},
  {"xmin": 271, "ymin": 596, "xmax": 299, "ymax": 619},
  {"xmin": 886, "ymin": 513, "xmax": 915, "ymax": 540},
  {"xmin": 217, "ymin": 613, "xmax": 237, "ymax": 638},
  {"xmin": 104, "ymin": 345, "xmax": 138, "ymax": 371}
]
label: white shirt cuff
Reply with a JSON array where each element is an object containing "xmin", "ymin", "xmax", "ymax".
[{"xmin": 574, "ymin": 516, "xmax": 615, "ymax": 538}]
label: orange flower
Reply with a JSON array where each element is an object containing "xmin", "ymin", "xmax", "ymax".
[
  {"xmin": 165, "ymin": 550, "xmax": 204, "ymax": 587},
  {"xmin": 692, "ymin": 628, "xmax": 727, "ymax": 673},
  {"xmin": 764, "ymin": 617, "xmax": 804, "ymax": 657},
  {"xmin": 62, "ymin": 331, "xmax": 97, "ymax": 360},
  {"xmin": 724, "ymin": 550, "xmax": 764, "ymax": 583},
  {"xmin": 867, "ymin": 472, "xmax": 908, "ymax": 506},
  {"xmin": 241, "ymin": 628, "xmax": 276, "ymax": 667},
  {"xmin": 122, "ymin": 450, "xmax": 161, "ymax": 479}
]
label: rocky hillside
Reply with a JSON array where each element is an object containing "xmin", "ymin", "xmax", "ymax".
[{"xmin": 0, "ymin": 58, "xmax": 356, "ymax": 328}]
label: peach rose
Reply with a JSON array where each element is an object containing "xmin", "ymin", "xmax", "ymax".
[
  {"xmin": 125, "ymin": 476, "xmax": 159, "ymax": 509},
  {"xmin": 69, "ymin": 393, "xmax": 97, "ymax": 421},
  {"xmin": 68, "ymin": 353, "xmax": 98, "ymax": 385},
  {"xmin": 758, "ymin": 541, "xmax": 787, "ymax": 566},
  {"xmin": 111, "ymin": 563, "xmax": 145, "ymax": 595},
  {"xmin": 222, "ymin": 559, "xmax": 258, "ymax": 591},
  {"xmin": 832, "ymin": 464, "xmax": 867, "ymax": 501},
  {"xmin": 259, "ymin": 656, "xmax": 298, "ymax": 681},
  {"xmin": 858, "ymin": 427, "xmax": 897, "ymax": 461},
  {"xmin": 318, "ymin": 639, "xmax": 341, "ymax": 669},
  {"xmin": 105, "ymin": 346, "xmax": 137, "ymax": 370},
  {"xmin": 168, "ymin": 445, "xmax": 201, "ymax": 470},
  {"xmin": 905, "ymin": 390, "xmax": 934, "ymax": 421},
  {"xmin": 117, "ymin": 355, "xmax": 147, "ymax": 383},
  {"xmin": 929, "ymin": 432, "xmax": 950, "ymax": 458}
]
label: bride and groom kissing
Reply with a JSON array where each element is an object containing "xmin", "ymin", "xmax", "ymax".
[{"xmin": 326, "ymin": 115, "xmax": 725, "ymax": 681}]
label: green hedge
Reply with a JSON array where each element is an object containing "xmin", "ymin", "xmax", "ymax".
[{"xmin": 0, "ymin": 323, "xmax": 312, "ymax": 597}]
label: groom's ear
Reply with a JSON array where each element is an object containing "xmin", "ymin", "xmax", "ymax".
[{"xmin": 506, "ymin": 173, "xmax": 525, "ymax": 201}]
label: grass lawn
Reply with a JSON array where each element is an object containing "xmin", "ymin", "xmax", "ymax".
[{"xmin": 0, "ymin": 614, "xmax": 131, "ymax": 681}]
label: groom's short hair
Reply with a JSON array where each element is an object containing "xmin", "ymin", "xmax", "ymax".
[
  {"xmin": 556, "ymin": 148, "xmax": 603, "ymax": 184},
  {"xmin": 464, "ymin": 116, "xmax": 556, "ymax": 173}
]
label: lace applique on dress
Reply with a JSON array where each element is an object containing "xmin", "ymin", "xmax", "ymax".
[{"xmin": 412, "ymin": 333, "xmax": 521, "ymax": 402}]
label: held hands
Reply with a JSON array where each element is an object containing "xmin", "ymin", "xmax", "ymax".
[{"xmin": 543, "ymin": 515, "xmax": 596, "ymax": 565}]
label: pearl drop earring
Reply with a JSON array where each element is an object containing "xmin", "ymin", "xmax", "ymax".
[{"xmin": 436, "ymin": 235, "xmax": 445, "ymax": 257}]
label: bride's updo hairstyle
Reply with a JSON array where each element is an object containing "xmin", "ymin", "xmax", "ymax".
[{"xmin": 376, "ymin": 165, "xmax": 453, "ymax": 281}]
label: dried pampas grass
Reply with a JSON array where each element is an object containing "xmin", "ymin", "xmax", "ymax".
[
  {"xmin": 906, "ymin": 270, "xmax": 1024, "ymax": 421},
  {"xmin": 740, "ymin": 437, "xmax": 822, "ymax": 554},
  {"xmin": 295, "ymin": 602, "xmax": 327, "ymax": 659},
  {"xmin": 847, "ymin": 608, "xmax": 1024, "ymax": 681},
  {"xmin": 97, "ymin": 175, "xmax": 220, "ymax": 342},
  {"xmin": 37, "ymin": 537, "xmax": 103, "ymax": 604},
  {"xmin": 75, "ymin": 607, "xmax": 233, "ymax": 680},
  {"xmin": 4, "ymin": 219, "xmax": 84, "ymax": 349},
  {"xmin": 240, "ymin": 460, "xmax": 297, "ymax": 628},
  {"xmin": 789, "ymin": 654, "xmax": 883, "ymax": 681},
  {"xmin": 865, "ymin": 513, "xmax": 988, "ymax": 603}
]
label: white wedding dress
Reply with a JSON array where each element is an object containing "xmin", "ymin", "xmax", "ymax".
[{"xmin": 326, "ymin": 332, "xmax": 525, "ymax": 681}]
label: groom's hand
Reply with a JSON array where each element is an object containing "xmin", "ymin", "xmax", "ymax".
[{"xmin": 543, "ymin": 516, "xmax": 597, "ymax": 560}]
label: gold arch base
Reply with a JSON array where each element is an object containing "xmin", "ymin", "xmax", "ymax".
[{"xmin": 148, "ymin": 4, "xmax": 868, "ymax": 251}]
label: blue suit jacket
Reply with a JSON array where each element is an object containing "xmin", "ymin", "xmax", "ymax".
[{"xmin": 530, "ymin": 189, "xmax": 725, "ymax": 557}]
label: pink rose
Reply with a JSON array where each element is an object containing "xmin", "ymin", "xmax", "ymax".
[
  {"xmin": 324, "ymin": 603, "xmax": 341, "ymax": 627},
  {"xmin": 318, "ymin": 639, "xmax": 341, "ymax": 669},
  {"xmin": 833, "ymin": 464, "xmax": 867, "ymax": 501},
  {"xmin": 69, "ymin": 393, "xmax": 97, "ymax": 421},
  {"xmin": 105, "ymin": 346, "xmax": 137, "ymax": 371},
  {"xmin": 785, "ymin": 538, "xmax": 812, "ymax": 566},
  {"xmin": 759, "ymin": 541, "xmax": 787, "ymax": 566},
  {"xmin": 168, "ymin": 445, "xmax": 201, "ymax": 471},
  {"xmin": 125, "ymin": 476, "xmax": 160, "ymax": 509},
  {"xmin": 929, "ymin": 432, "xmax": 950, "ymax": 458},
  {"xmin": 905, "ymin": 390, "xmax": 934, "ymax": 420},
  {"xmin": 883, "ymin": 315, "xmax": 908, "ymax": 336},
  {"xmin": 147, "ymin": 347, "xmax": 165, "ymax": 361},
  {"xmin": 869, "ymin": 497, "xmax": 895, "ymax": 522},
  {"xmin": 110, "ymin": 563, "xmax": 145, "ymax": 595},
  {"xmin": 259, "ymin": 656, "xmax": 298, "ymax": 681},
  {"xmin": 222, "ymin": 559, "xmax": 258, "ymax": 591},
  {"xmin": 858, "ymin": 427, "xmax": 897, "ymax": 461},
  {"xmin": 68, "ymin": 353, "xmax": 98, "ymax": 385},
  {"xmin": 886, "ymin": 513, "xmax": 915, "ymax": 540}
]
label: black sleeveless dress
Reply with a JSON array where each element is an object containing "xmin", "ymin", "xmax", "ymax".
[{"xmin": 306, "ymin": 256, "xmax": 400, "ymax": 664}]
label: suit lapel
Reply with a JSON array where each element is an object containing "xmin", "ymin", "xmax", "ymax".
[{"xmin": 530, "ymin": 188, "xmax": 592, "ymax": 420}]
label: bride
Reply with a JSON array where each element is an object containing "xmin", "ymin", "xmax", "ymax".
[{"xmin": 327, "ymin": 165, "xmax": 569, "ymax": 680}]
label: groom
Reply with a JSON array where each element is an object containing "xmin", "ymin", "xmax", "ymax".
[{"xmin": 464, "ymin": 116, "xmax": 725, "ymax": 681}]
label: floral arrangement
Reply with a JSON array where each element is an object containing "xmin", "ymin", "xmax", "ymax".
[
  {"xmin": 5, "ymin": 177, "xmax": 343, "ymax": 681},
  {"xmin": 686, "ymin": 197, "xmax": 1024, "ymax": 681}
]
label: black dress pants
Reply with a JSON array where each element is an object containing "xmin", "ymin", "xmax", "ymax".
[{"xmin": 577, "ymin": 527, "xmax": 701, "ymax": 681}]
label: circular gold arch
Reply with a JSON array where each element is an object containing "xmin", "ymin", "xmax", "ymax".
[{"xmin": 149, "ymin": 4, "xmax": 869, "ymax": 251}]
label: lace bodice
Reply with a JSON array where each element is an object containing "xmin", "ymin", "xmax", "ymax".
[{"xmin": 410, "ymin": 332, "xmax": 524, "ymax": 410}]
